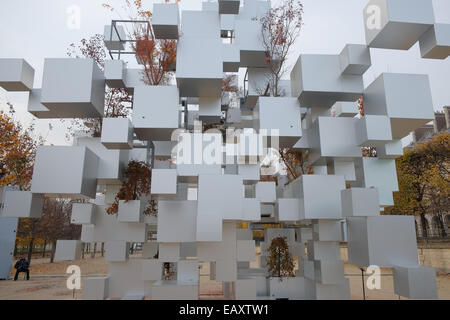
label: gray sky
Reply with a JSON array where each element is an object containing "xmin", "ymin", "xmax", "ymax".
[{"xmin": 1, "ymin": 0, "xmax": 449, "ymax": 146}]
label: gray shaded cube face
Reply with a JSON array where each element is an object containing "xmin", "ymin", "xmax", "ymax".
[
  {"xmin": 419, "ymin": 24, "xmax": 450, "ymax": 59},
  {"xmin": 0, "ymin": 59, "xmax": 34, "ymax": 91},
  {"xmin": 41, "ymin": 58, "xmax": 105, "ymax": 118}
]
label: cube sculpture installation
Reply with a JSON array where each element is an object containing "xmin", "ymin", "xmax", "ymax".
[{"xmin": 17, "ymin": 0, "xmax": 442, "ymax": 300}]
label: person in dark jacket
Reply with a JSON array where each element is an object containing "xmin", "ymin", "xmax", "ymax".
[{"xmin": 13, "ymin": 257, "xmax": 30, "ymax": 281}]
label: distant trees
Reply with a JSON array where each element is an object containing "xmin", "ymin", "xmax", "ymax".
[{"xmin": 385, "ymin": 132, "xmax": 450, "ymax": 237}]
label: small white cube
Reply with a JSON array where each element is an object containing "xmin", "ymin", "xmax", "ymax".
[
  {"xmin": 71, "ymin": 203, "xmax": 95, "ymax": 224},
  {"xmin": 105, "ymin": 241, "xmax": 130, "ymax": 262}
]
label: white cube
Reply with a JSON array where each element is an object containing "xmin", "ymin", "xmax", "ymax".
[
  {"xmin": 290, "ymin": 175, "xmax": 346, "ymax": 220},
  {"xmin": 83, "ymin": 276, "xmax": 109, "ymax": 300},
  {"xmin": 393, "ymin": 265, "xmax": 438, "ymax": 299},
  {"xmin": 54, "ymin": 240, "xmax": 82, "ymax": 261},
  {"xmin": 71, "ymin": 203, "xmax": 95, "ymax": 224},
  {"xmin": 276, "ymin": 198, "xmax": 300, "ymax": 222},
  {"xmin": 339, "ymin": 44, "xmax": 371, "ymax": 75},
  {"xmin": 242, "ymin": 198, "xmax": 261, "ymax": 221},
  {"xmin": 0, "ymin": 59, "xmax": 34, "ymax": 91},
  {"xmin": 104, "ymin": 60, "xmax": 126, "ymax": 88},
  {"xmin": 255, "ymin": 181, "xmax": 276, "ymax": 204},
  {"xmin": 151, "ymin": 169, "xmax": 177, "ymax": 197},
  {"xmin": 41, "ymin": 58, "xmax": 105, "ymax": 118},
  {"xmin": 254, "ymin": 97, "xmax": 302, "ymax": 148},
  {"xmin": 355, "ymin": 115, "xmax": 393, "ymax": 147},
  {"xmin": 363, "ymin": 73, "xmax": 434, "ymax": 139},
  {"xmin": 152, "ymin": 3, "xmax": 179, "ymax": 39},
  {"xmin": 118, "ymin": 200, "xmax": 143, "ymax": 223},
  {"xmin": 222, "ymin": 44, "xmax": 240, "ymax": 72},
  {"xmin": 341, "ymin": 188, "xmax": 379, "ymax": 217},
  {"xmin": 199, "ymin": 96, "xmax": 222, "ymax": 123},
  {"xmin": 312, "ymin": 220, "xmax": 343, "ymax": 242},
  {"xmin": 377, "ymin": 139, "xmax": 403, "ymax": 159},
  {"xmin": 31, "ymin": 146, "xmax": 99, "ymax": 199},
  {"xmin": 313, "ymin": 260, "xmax": 345, "ymax": 285},
  {"xmin": 101, "ymin": 118, "xmax": 133, "ymax": 150},
  {"xmin": 132, "ymin": 86, "xmax": 180, "ymax": 141},
  {"xmin": 157, "ymin": 201, "xmax": 197, "ymax": 243},
  {"xmin": 2, "ymin": 191, "xmax": 43, "ymax": 219},
  {"xmin": 105, "ymin": 241, "xmax": 130, "ymax": 262},
  {"xmin": 419, "ymin": 23, "xmax": 450, "ymax": 59},
  {"xmin": 142, "ymin": 242, "xmax": 158, "ymax": 259},
  {"xmin": 333, "ymin": 102, "xmax": 359, "ymax": 118},
  {"xmin": 178, "ymin": 260, "xmax": 199, "ymax": 283},
  {"xmin": 363, "ymin": 0, "xmax": 434, "ymax": 50},
  {"xmin": 347, "ymin": 216, "xmax": 419, "ymax": 267}
]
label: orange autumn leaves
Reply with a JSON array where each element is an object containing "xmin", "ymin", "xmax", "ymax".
[{"xmin": 0, "ymin": 109, "xmax": 42, "ymax": 190}]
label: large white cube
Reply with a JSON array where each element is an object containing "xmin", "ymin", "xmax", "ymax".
[
  {"xmin": 255, "ymin": 181, "xmax": 276, "ymax": 204},
  {"xmin": 2, "ymin": 191, "xmax": 43, "ymax": 219},
  {"xmin": 54, "ymin": 240, "xmax": 82, "ymax": 261},
  {"xmin": 347, "ymin": 216, "xmax": 419, "ymax": 267},
  {"xmin": 363, "ymin": 73, "xmax": 434, "ymax": 139},
  {"xmin": 105, "ymin": 241, "xmax": 130, "ymax": 262},
  {"xmin": 254, "ymin": 97, "xmax": 302, "ymax": 148},
  {"xmin": 118, "ymin": 200, "xmax": 144, "ymax": 223},
  {"xmin": 101, "ymin": 118, "xmax": 133, "ymax": 150},
  {"xmin": 290, "ymin": 54, "xmax": 364, "ymax": 109},
  {"xmin": 75, "ymin": 137, "xmax": 128, "ymax": 185},
  {"xmin": 0, "ymin": 59, "xmax": 34, "ymax": 91},
  {"xmin": 157, "ymin": 201, "xmax": 197, "ymax": 243},
  {"xmin": 393, "ymin": 265, "xmax": 438, "ymax": 299},
  {"xmin": 151, "ymin": 169, "xmax": 177, "ymax": 197},
  {"xmin": 41, "ymin": 58, "xmax": 105, "ymax": 118},
  {"xmin": 178, "ymin": 260, "xmax": 199, "ymax": 283},
  {"xmin": 31, "ymin": 146, "xmax": 99, "ymax": 199},
  {"xmin": 235, "ymin": 20, "xmax": 266, "ymax": 67},
  {"xmin": 355, "ymin": 115, "xmax": 392, "ymax": 147},
  {"xmin": 152, "ymin": 3, "xmax": 180, "ymax": 40},
  {"xmin": 363, "ymin": 0, "xmax": 434, "ymax": 50},
  {"xmin": 290, "ymin": 175, "xmax": 346, "ymax": 220},
  {"xmin": 132, "ymin": 86, "xmax": 180, "ymax": 141},
  {"xmin": 312, "ymin": 220, "xmax": 343, "ymax": 242},
  {"xmin": 71, "ymin": 203, "xmax": 95, "ymax": 224},
  {"xmin": 341, "ymin": 188, "xmax": 379, "ymax": 217},
  {"xmin": 339, "ymin": 44, "xmax": 371, "ymax": 75},
  {"xmin": 276, "ymin": 198, "xmax": 300, "ymax": 222}
]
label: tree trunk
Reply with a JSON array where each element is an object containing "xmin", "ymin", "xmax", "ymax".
[
  {"xmin": 420, "ymin": 214, "xmax": 428, "ymax": 237},
  {"xmin": 101, "ymin": 242, "xmax": 104, "ymax": 257},
  {"xmin": 91, "ymin": 242, "xmax": 97, "ymax": 258},
  {"xmin": 13, "ymin": 239, "xmax": 18, "ymax": 257},
  {"xmin": 81, "ymin": 243, "xmax": 85, "ymax": 259},
  {"xmin": 42, "ymin": 240, "xmax": 47, "ymax": 258},
  {"xmin": 50, "ymin": 240, "xmax": 57, "ymax": 263},
  {"xmin": 27, "ymin": 238, "xmax": 34, "ymax": 265},
  {"xmin": 439, "ymin": 213, "xmax": 447, "ymax": 238}
]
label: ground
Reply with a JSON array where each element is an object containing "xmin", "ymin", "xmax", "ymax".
[{"xmin": 1, "ymin": 253, "xmax": 449, "ymax": 300}]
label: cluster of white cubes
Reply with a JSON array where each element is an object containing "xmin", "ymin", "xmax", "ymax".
[{"xmin": 14, "ymin": 0, "xmax": 442, "ymax": 300}]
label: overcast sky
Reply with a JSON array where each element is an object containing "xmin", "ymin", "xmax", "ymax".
[{"xmin": 1, "ymin": 0, "xmax": 449, "ymax": 146}]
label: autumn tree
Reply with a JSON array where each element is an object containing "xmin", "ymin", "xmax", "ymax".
[
  {"xmin": 107, "ymin": 160, "xmax": 157, "ymax": 216},
  {"xmin": 278, "ymin": 148, "xmax": 313, "ymax": 183},
  {"xmin": 266, "ymin": 236, "xmax": 295, "ymax": 280},
  {"xmin": 103, "ymin": 0, "xmax": 177, "ymax": 86},
  {"xmin": 384, "ymin": 132, "xmax": 450, "ymax": 237},
  {"xmin": 260, "ymin": 0, "xmax": 303, "ymax": 96},
  {"xmin": 66, "ymin": 34, "xmax": 132, "ymax": 138}
]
